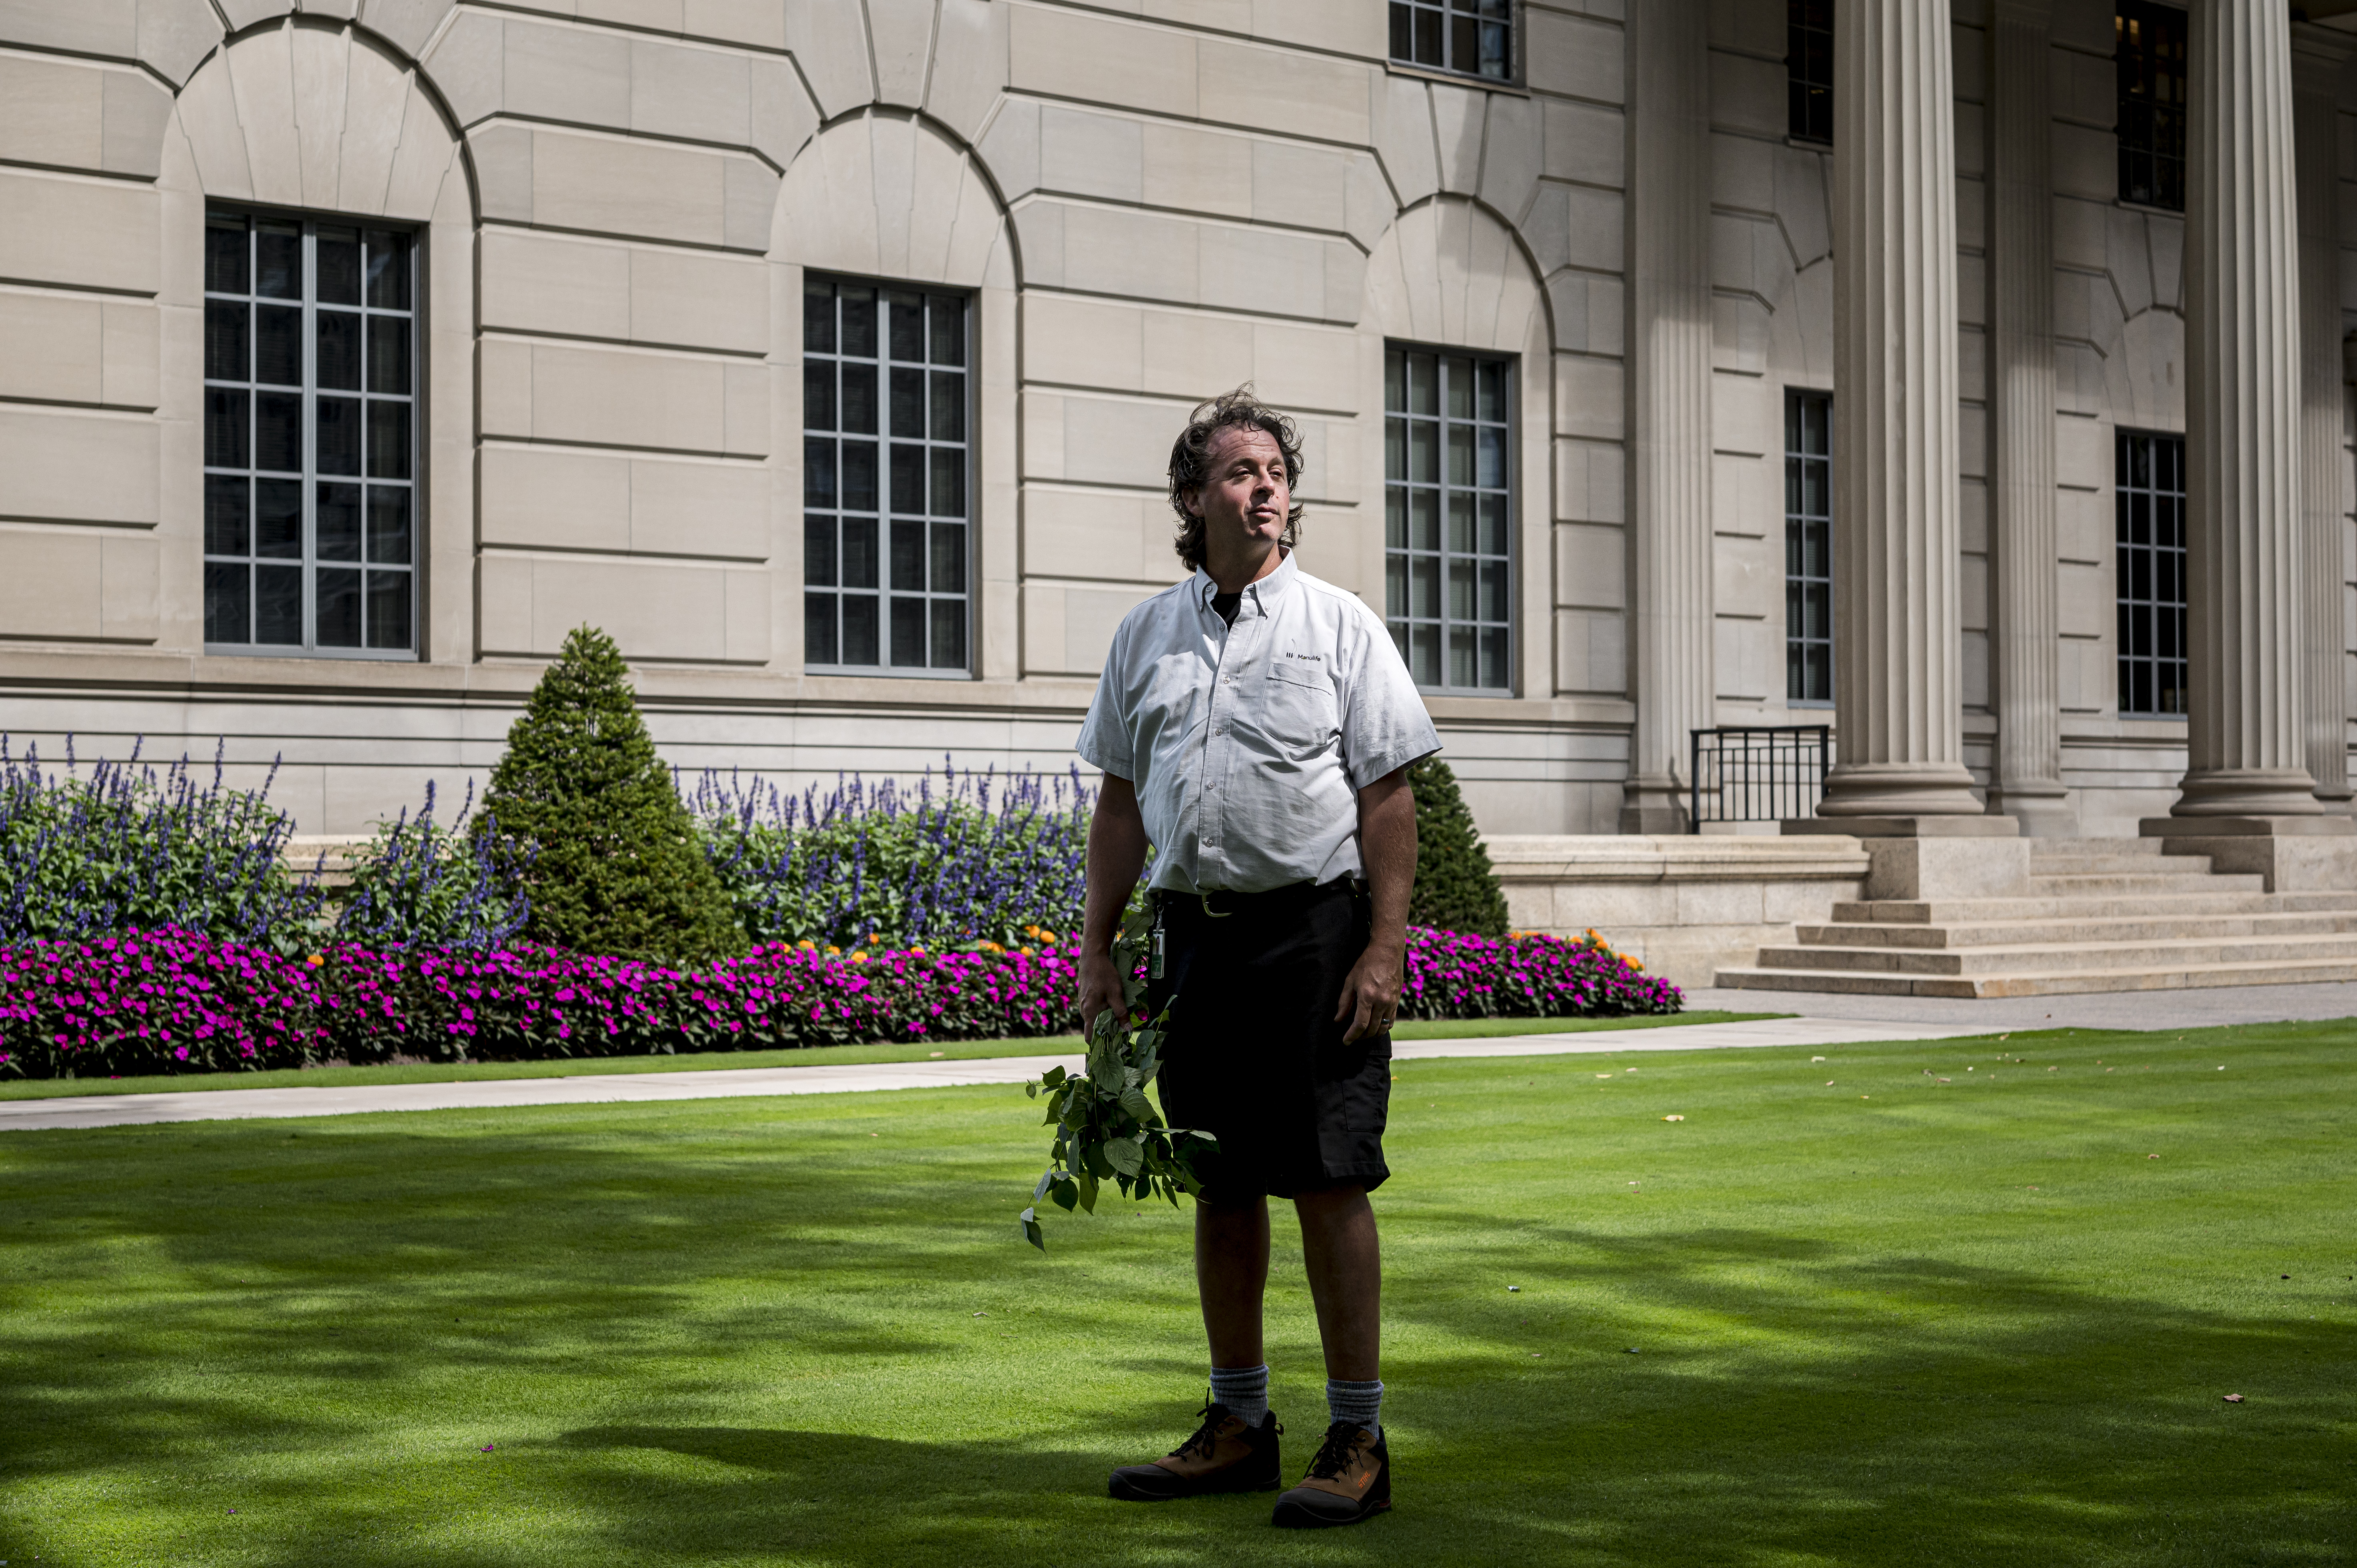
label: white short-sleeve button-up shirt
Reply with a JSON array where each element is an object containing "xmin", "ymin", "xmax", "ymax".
[{"xmin": 1076, "ymin": 553, "xmax": 1440, "ymax": 896}]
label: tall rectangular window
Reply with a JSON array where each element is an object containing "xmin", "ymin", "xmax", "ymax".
[
  {"xmin": 2117, "ymin": 429, "xmax": 2188, "ymax": 716},
  {"xmin": 1788, "ymin": 0, "xmax": 1834, "ymax": 143},
  {"xmin": 1388, "ymin": 0, "xmax": 1513, "ymax": 82},
  {"xmin": 802, "ymin": 277, "xmax": 969, "ymax": 674},
  {"xmin": 203, "ymin": 211, "xmax": 416, "ymax": 655},
  {"xmin": 2117, "ymin": 2, "xmax": 2187, "ymax": 210},
  {"xmin": 1785, "ymin": 391, "xmax": 1834, "ymax": 705},
  {"xmin": 1384, "ymin": 346, "xmax": 1512, "ymax": 693}
]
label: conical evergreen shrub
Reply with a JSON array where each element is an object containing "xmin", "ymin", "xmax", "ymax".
[
  {"xmin": 1405, "ymin": 754, "xmax": 1509, "ymax": 938},
  {"xmin": 480, "ymin": 626, "xmax": 747, "ymax": 964}
]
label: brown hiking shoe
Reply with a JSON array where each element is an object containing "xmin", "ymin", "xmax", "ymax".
[
  {"xmin": 1107, "ymin": 1403, "xmax": 1283, "ymax": 1501},
  {"xmin": 1270, "ymin": 1421, "xmax": 1390, "ymax": 1528}
]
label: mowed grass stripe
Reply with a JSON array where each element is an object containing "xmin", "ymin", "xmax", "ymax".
[{"xmin": 1, "ymin": 1020, "xmax": 2350, "ymax": 1566}]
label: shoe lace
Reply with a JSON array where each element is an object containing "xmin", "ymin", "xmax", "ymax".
[
  {"xmin": 1169, "ymin": 1402, "xmax": 1227, "ymax": 1462},
  {"xmin": 1305, "ymin": 1422, "xmax": 1363, "ymax": 1481}
]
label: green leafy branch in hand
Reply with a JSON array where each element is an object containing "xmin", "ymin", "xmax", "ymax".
[{"xmin": 1018, "ymin": 902, "xmax": 1217, "ymax": 1251}]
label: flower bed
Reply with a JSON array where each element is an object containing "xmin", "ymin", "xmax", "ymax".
[
  {"xmin": 1400, "ymin": 927, "xmax": 1680, "ymax": 1019},
  {"xmin": 0, "ymin": 927, "xmax": 1680, "ymax": 1080},
  {"xmin": 0, "ymin": 932, "xmax": 332, "ymax": 1077}
]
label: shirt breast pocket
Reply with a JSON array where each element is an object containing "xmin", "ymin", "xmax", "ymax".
[{"xmin": 1258, "ymin": 660, "xmax": 1340, "ymax": 758}]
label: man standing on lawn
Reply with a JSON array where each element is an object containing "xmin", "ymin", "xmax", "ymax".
[{"xmin": 1074, "ymin": 388, "xmax": 1438, "ymax": 1530}]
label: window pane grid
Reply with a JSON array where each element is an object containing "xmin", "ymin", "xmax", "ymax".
[
  {"xmin": 2116, "ymin": 2, "xmax": 2187, "ymax": 210},
  {"xmin": 2116, "ymin": 429, "xmax": 2188, "ymax": 717},
  {"xmin": 1388, "ymin": 0, "xmax": 1512, "ymax": 82},
  {"xmin": 1788, "ymin": 0, "xmax": 1834, "ymax": 143},
  {"xmin": 1785, "ymin": 391, "xmax": 1834, "ymax": 705},
  {"xmin": 803, "ymin": 277, "xmax": 970, "ymax": 675},
  {"xmin": 1384, "ymin": 346, "xmax": 1512, "ymax": 694},
  {"xmin": 203, "ymin": 210, "xmax": 415, "ymax": 656}
]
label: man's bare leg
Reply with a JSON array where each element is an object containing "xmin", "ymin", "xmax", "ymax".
[
  {"xmin": 1195, "ymin": 1195, "xmax": 1271, "ymax": 1368},
  {"xmin": 1293, "ymin": 1187, "xmax": 1380, "ymax": 1382}
]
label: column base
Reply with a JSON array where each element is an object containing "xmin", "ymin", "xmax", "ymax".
[
  {"xmin": 1815, "ymin": 762, "xmax": 1986, "ymax": 820},
  {"xmin": 1619, "ymin": 776, "xmax": 1690, "ymax": 835},
  {"xmin": 2139, "ymin": 814, "xmax": 2357, "ymax": 891},
  {"xmin": 1784, "ymin": 815, "xmax": 2028, "ymax": 900},
  {"xmin": 2168, "ymin": 769, "xmax": 2327, "ymax": 818},
  {"xmin": 1987, "ymin": 782, "xmax": 2078, "ymax": 837}
]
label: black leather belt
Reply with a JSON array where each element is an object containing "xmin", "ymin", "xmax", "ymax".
[{"xmin": 1155, "ymin": 876, "xmax": 1358, "ymax": 923}]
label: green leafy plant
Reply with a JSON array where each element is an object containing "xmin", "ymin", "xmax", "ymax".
[
  {"xmin": 1406, "ymin": 754, "xmax": 1509, "ymax": 939},
  {"xmin": 1018, "ymin": 903, "xmax": 1216, "ymax": 1250},
  {"xmin": 479, "ymin": 626, "xmax": 747, "ymax": 966}
]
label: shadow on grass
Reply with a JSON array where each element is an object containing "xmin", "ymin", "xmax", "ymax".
[{"xmin": 1, "ymin": 1089, "xmax": 2352, "ymax": 1566}]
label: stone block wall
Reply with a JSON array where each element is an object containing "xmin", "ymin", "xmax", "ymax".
[{"xmin": 0, "ymin": 0, "xmax": 2348, "ymax": 856}]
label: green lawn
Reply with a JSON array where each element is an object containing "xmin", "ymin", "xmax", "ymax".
[
  {"xmin": 0, "ymin": 1011, "xmax": 1778, "ymax": 1101},
  {"xmin": 3, "ymin": 1020, "xmax": 2351, "ymax": 1566}
]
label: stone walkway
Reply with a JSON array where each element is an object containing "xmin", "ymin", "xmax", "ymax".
[
  {"xmin": 1, "ymin": 1016, "xmax": 1991, "ymax": 1133},
  {"xmin": 1682, "ymin": 978, "xmax": 2357, "ymax": 1030}
]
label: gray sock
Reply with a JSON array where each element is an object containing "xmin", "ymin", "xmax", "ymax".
[
  {"xmin": 1208, "ymin": 1364, "xmax": 1270, "ymax": 1426},
  {"xmin": 1326, "ymin": 1377, "xmax": 1382, "ymax": 1440}
]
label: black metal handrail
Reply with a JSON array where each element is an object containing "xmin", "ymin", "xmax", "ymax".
[{"xmin": 1688, "ymin": 726, "xmax": 1832, "ymax": 831}]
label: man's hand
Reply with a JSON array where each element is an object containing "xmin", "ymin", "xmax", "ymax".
[
  {"xmin": 1338, "ymin": 764, "xmax": 1418, "ymax": 1045},
  {"xmin": 1077, "ymin": 948, "xmax": 1129, "ymax": 1041},
  {"xmin": 1335, "ymin": 937, "xmax": 1405, "ymax": 1045}
]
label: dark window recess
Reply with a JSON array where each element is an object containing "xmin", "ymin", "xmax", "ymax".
[
  {"xmin": 2116, "ymin": 430, "xmax": 2188, "ymax": 717},
  {"xmin": 1789, "ymin": 0, "xmax": 1834, "ymax": 143},
  {"xmin": 803, "ymin": 277, "xmax": 970, "ymax": 674},
  {"xmin": 1389, "ymin": 0, "xmax": 1512, "ymax": 83},
  {"xmin": 203, "ymin": 210, "xmax": 415, "ymax": 656},
  {"xmin": 1785, "ymin": 391, "xmax": 1834, "ymax": 706},
  {"xmin": 2117, "ymin": 2, "xmax": 2187, "ymax": 210},
  {"xmin": 1384, "ymin": 345, "xmax": 1514, "ymax": 693}
]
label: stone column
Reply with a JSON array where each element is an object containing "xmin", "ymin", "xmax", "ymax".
[
  {"xmin": 2293, "ymin": 26, "xmax": 2353, "ymax": 812},
  {"xmin": 2166, "ymin": 0, "xmax": 2323, "ymax": 819},
  {"xmin": 1620, "ymin": 0, "xmax": 1716, "ymax": 834},
  {"xmin": 1816, "ymin": 0, "xmax": 1991, "ymax": 825},
  {"xmin": 1985, "ymin": 0, "xmax": 2076, "ymax": 835}
]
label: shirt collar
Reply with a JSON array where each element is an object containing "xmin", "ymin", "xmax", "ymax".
[{"xmin": 1193, "ymin": 551, "xmax": 1297, "ymax": 614}]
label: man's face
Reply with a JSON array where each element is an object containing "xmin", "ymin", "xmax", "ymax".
[{"xmin": 1187, "ymin": 426, "xmax": 1290, "ymax": 554}]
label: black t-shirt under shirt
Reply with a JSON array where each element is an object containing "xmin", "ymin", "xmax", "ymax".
[{"xmin": 1212, "ymin": 592, "xmax": 1242, "ymax": 626}]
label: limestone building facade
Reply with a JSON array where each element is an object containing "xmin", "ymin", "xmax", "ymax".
[{"xmin": 1, "ymin": 0, "xmax": 2353, "ymax": 845}]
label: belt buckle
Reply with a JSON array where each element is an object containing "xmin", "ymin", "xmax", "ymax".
[{"xmin": 1200, "ymin": 892, "xmax": 1232, "ymax": 919}]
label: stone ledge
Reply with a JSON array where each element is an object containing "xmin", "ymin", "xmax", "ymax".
[{"xmin": 1485, "ymin": 834, "xmax": 1871, "ymax": 883}]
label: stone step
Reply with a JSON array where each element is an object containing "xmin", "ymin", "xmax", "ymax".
[
  {"xmin": 2027, "ymin": 872, "xmax": 2268, "ymax": 895},
  {"xmin": 2027, "ymin": 837, "xmax": 2173, "ymax": 858},
  {"xmin": 1830, "ymin": 891, "xmax": 2323, "ymax": 924},
  {"xmin": 1796, "ymin": 909, "xmax": 2357, "ymax": 950},
  {"xmin": 1753, "ymin": 931, "xmax": 2357, "ymax": 977},
  {"xmin": 2026, "ymin": 853, "xmax": 2215, "ymax": 876},
  {"xmin": 2277, "ymin": 892, "xmax": 2357, "ymax": 912},
  {"xmin": 1714, "ymin": 956, "xmax": 2357, "ymax": 999}
]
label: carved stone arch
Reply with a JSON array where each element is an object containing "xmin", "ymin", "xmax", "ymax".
[
  {"xmin": 171, "ymin": 14, "xmax": 468, "ymax": 224},
  {"xmin": 1362, "ymin": 196, "xmax": 1552, "ymax": 357},
  {"xmin": 771, "ymin": 108, "xmax": 1016, "ymax": 292}
]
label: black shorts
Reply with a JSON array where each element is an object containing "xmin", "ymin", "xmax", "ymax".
[{"xmin": 1148, "ymin": 878, "xmax": 1392, "ymax": 1203}]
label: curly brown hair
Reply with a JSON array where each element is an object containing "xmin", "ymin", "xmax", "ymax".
[{"xmin": 1166, "ymin": 387, "xmax": 1306, "ymax": 571}]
